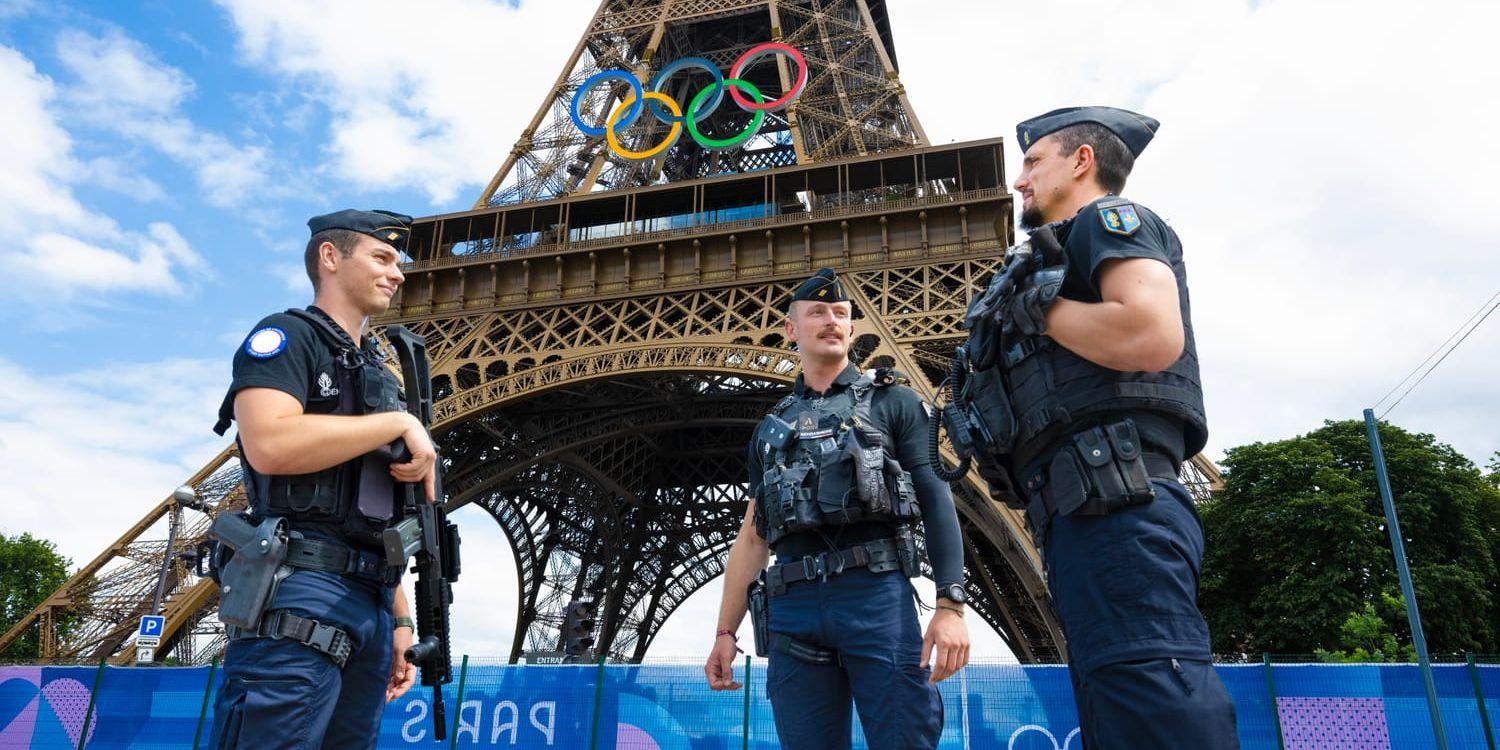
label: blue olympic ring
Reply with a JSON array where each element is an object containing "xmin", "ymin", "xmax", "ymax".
[{"xmin": 572, "ymin": 70, "xmax": 645, "ymax": 137}]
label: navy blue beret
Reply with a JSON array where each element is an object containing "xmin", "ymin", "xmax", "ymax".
[
  {"xmin": 307, "ymin": 209, "xmax": 414, "ymax": 252},
  {"xmin": 789, "ymin": 267, "xmax": 848, "ymax": 308},
  {"xmin": 1015, "ymin": 106, "xmax": 1160, "ymax": 157}
]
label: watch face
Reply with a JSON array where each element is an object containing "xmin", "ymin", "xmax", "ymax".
[{"xmin": 944, "ymin": 584, "xmax": 967, "ymax": 603}]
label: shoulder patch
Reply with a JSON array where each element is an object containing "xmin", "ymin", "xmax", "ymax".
[
  {"xmin": 244, "ymin": 326, "xmax": 288, "ymax": 359},
  {"xmin": 1099, "ymin": 203, "xmax": 1142, "ymax": 236}
]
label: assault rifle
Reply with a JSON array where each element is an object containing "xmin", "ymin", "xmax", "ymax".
[{"xmin": 383, "ymin": 325, "xmax": 462, "ymax": 741}]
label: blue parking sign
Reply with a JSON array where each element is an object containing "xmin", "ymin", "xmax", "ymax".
[{"xmin": 138, "ymin": 615, "xmax": 165, "ymax": 638}]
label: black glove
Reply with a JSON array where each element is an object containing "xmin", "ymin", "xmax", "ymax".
[{"xmin": 1001, "ymin": 264, "xmax": 1066, "ymax": 337}]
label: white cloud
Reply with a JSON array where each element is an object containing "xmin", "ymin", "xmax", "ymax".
[
  {"xmin": 54, "ymin": 30, "xmax": 271, "ymax": 208},
  {"xmin": 0, "ymin": 44, "xmax": 208, "ymax": 300},
  {"xmin": 80, "ymin": 156, "xmax": 168, "ymax": 203},
  {"xmin": 217, "ymin": 0, "xmax": 589, "ymax": 204},
  {"xmin": 891, "ymin": 0, "xmax": 1500, "ymax": 465},
  {"xmin": 0, "ymin": 356, "xmax": 228, "ymax": 566}
]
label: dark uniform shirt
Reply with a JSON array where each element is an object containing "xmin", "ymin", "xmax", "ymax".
[
  {"xmin": 748, "ymin": 363, "xmax": 932, "ymax": 558},
  {"xmin": 226, "ymin": 307, "xmax": 396, "ymax": 549},
  {"xmin": 1050, "ymin": 195, "xmax": 1195, "ymax": 464}
]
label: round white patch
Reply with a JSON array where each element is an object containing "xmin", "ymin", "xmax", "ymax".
[{"xmin": 245, "ymin": 327, "xmax": 288, "ymax": 359}]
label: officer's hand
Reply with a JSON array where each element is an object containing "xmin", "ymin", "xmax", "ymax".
[
  {"xmin": 1002, "ymin": 264, "xmax": 1067, "ymax": 338},
  {"xmin": 704, "ymin": 634, "xmax": 743, "ymax": 691},
  {"xmin": 386, "ymin": 625, "xmax": 416, "ymax": 702},
  {"xmin": 921, "ymin": 608, "xmax": 970, "ymax": 684},
  {"xmin": 391, "ymin": 414, "xmax": 437, "ymax": 502}
]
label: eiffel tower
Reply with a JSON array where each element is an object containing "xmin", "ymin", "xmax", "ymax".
[{"xmin": 1, "ymin": 0, "xmax": 1225, "ymax": 665}]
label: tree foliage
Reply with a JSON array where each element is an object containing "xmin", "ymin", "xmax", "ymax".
[
  {"xmin": 0, "ymin": 533, "xmax": 73, "ymax": 658},
  {"xmin": 1200, "ymin": 420, "xmax": 1500, "ymax": 656}
]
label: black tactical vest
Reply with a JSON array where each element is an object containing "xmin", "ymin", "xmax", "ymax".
[
  {"xmin": 752, "ymin": 373, "xmax": 920, "ymax": 547},
  {"xmin": 999, "ymin": 206, "xmax": 1207, "ymax": 470},
  {"xmin": 214, "ymin": 308, "xmax": 405, "ymax": 547}
]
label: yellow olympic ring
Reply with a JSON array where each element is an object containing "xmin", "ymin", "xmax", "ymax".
[{"xmin": 606, "ymin": 92, "xmax": 683, "ymax": 162}]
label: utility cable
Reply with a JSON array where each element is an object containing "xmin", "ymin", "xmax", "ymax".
[{"xmin": 1378, "ymin": 290, "xmax": 1500, "ymax": 418}]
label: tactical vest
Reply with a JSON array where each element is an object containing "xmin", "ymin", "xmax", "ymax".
[
  {"xmin": 752, "ymin": 373, "xmax": 920, "ymax": 547},
  {"xmin": 955, "ymin": 210, "xmax": 1208, "ymax": 474},
  {"xmin": 214, "ymin": 308, "xmax": 405, "ymax": 546}
]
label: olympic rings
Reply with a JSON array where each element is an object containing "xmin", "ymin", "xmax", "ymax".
[
  {"xmin": 572, "ymin": 70, "xmax": 644, "ymax": 137},
  {"xmin": 729, "ymin": 42, "xmax": 807, "ymax": 112},
  {"xmin": 647, "ymin": 56, "xmax": 723, "ymax": 124},
  {"xmin": 686, "ymin": 79, "xmax": 763, "ymax": 151},
  {"xmin": 607, "ymin": 92, "xmax": 683, "ymax": 162},
  {"xmin": 568, "ymin": 40, "xmax": 808, "ymax": 159}
]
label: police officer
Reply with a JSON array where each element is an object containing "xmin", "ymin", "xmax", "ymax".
[
  {"xmin": 704, "ymin": 269, "xmax": 970, "ymax": 750},
  {"xmin": 208, "ymin": 209, "xmax": 436, "ymax": 749},
  {"xmin": 987, "ymin": 108, "xmax": 1239, "ymax": 747}
]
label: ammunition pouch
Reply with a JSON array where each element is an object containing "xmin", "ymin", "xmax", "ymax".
[
  {"xmin": 208, "ymin": 513, "xmax": 292, "ymax": 631},
  {"xmin": 1021, "ymin": 418, "xmax": 1175, "ymax": 536}
]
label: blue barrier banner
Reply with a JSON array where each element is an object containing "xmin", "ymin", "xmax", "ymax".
[{"xmin": 1, "ymin": 662, "xmax": 1495, "ymax": 748}]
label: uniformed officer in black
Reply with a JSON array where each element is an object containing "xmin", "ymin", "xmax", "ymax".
[
  {"xmin": 209, "ymin": 209, "xmax": 436, "ymax": 749},
  {"xmin": 998, "ymin": 108, "xmax": 1239, "ymax": 747},
  {"xmin": 704, "ymin": 269, "xmax": 970, "ymax": 750}
]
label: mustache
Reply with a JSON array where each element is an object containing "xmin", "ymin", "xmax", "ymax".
[{"xmin": 817, "ymin": 326, "xmax": 846, "ymax": 339}]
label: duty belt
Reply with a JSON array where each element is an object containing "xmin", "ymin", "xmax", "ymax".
[
  {"xmin": 766, "ymin": 536, "xmax": 904, "ymax": 596},
  {"xmin": 286, "ymin": 536, "xmax": 397, "ymax": 584},
  {"xmin": 228, "ymin": 610, "xmax": 354, "ymax": 668}
]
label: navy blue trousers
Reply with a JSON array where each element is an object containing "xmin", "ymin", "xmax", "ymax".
[
  {"xmin": 1044, "ymin": 479, "xmax": 1239, "ymax": 749},
  {"xmin": 765, "ymin": 565, "xmax": 943, "ymax": 750},
  {"xmin": 210, "ymin": 570, "xmax": 394, "ymax": 750}
]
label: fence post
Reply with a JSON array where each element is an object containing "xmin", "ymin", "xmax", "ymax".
[
  {"xmin": 1470, "ymin": 652, "xmax": 1497, "ymax": 750},
  {"xmin": 742, "ymin": 654, "xmax": 751, "ymax": 750},
  {"xmin": 449, "ymin": 654, "xmax": 470, "ymax": 750},
  {"xmin": 191, "ymin": 658, "xmax": 218, "ymax": 750},
  {"xmin": 78, "ymin": 657, "xmax": 107, "ymax": 750},
  {"xmin": 1264, "ymin": 653, "xmax": 1284, "ymax": 750},
  {"xmin": 588, "ymin": 654, "xmax": 607, "ymax": 750}
]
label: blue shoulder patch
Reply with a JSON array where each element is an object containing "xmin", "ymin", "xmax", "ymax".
[
  {"xmin": 244, "ymin": 326, "xmax": 288, "ymax": 359},
  {"xmin": 1099, "ymin": 203, "xmax": 1142, "ymax": 236}
]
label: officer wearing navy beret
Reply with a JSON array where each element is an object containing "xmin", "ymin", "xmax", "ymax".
[
  {"xmin": 998, "ymin": 108, "xmax": 1239, "ymax": 746},
  {"xmin": 705, "ymin": 269, "xmax": 970, "ymax": 749},
  {"xmin": 209, "ymin": 209, "xmax": 435, "ymax": 749}
]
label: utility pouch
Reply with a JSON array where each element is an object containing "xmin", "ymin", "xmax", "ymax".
[
  {"xmin": 777, "ymin": 464, "xmax": 820, "ymax": 532},
  {"xmin": 355, "ymin": 448, "xmax": 396, "ymax": 525},
  {"xmin": 962, "ymin": 367, "xmax": 1017, "ymax": 457},
  {"xmin": 894, "ymin": 523, "xmax": 920, "ymax": 578},
  {"xmin": 209, "ymin": 513, "xmax": 292, "ymax": 630},
  {"xmin": 747, "ymin": 572, "xmax": 770, "ymax": 658},
  {"xmin": 1068, "ymin": 419, "xmax": 1156, "ymax": 514},
  {"xmin": 849, "ymin": 427, "xmax": 891, "ymax": 516}
]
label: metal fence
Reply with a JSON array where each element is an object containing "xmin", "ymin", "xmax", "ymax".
[{"xmin": 1, "ymin": 655, "xmax": 1495, "ymax": 749}]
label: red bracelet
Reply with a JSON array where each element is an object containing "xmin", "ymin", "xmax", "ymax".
[{"xmin": 716, "ymin": 629, "xmax": 744, "ymax": 654}]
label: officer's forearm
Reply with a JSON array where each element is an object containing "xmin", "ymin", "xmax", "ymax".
[
  {"xmin": 393, "ymin": 584, "xmax": 412, "ymax": 621},
  {"xmin": 716, "ymin": 530, "xmax": 769, "ymax": 632},
  {"xmin": 912, "ymin": 466, "xmax": 964, "ymax": 587},
  {"xmin": 241, "ymin": 410, "xmax": 415, "ymax": 475}
]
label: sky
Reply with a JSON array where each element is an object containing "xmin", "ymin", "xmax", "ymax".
[{"xmin": 1, "ymin": 0, "xmax": 1497, "ymax": 664}]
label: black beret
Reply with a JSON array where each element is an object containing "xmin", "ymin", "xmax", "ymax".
[
  {"xmin": 1015, "ymin": 106, "xmax": 1160, "ymax": 157},
  {"xmin": 307, "ymin": 209, "xmax": 414, "ymax": 253},
  {"xmin": 789, "ymin": 267, "xmax": 848, "ymax": 308}
]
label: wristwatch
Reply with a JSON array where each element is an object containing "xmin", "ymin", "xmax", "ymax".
[{"xmin": 938, "ymin": 583, "xmax": 967, "ymax": 605}]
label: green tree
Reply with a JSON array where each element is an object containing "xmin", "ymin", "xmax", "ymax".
[
  {"xmin": 1200, "ymin": 420, "xmax": 1500, "ymax": 656},
  {"xmin": 0, "ymin": 533, "xmax": 73, "ymax": 658}
]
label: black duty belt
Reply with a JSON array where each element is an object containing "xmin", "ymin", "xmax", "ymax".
[
  {"xmin": 766, "ymin": 536, "xmax": 904, "ymax": 596},
  {"xmin": 286, "ymin": 537, "xmax": 394, "ymax": 583},
  {"xmin": 228, "ymin": 610, "xmax": 354, "ymax": 668}
]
